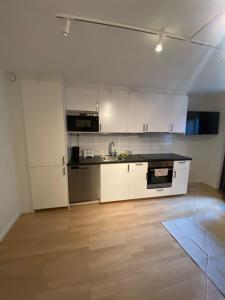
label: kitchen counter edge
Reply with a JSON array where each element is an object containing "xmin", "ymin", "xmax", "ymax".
[{"xmin": 68, "ymin": 153, "xmax": 192, "ymax": 167}]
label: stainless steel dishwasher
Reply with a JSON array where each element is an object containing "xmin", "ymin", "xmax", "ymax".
[{"xmin": 68, "ymin": 165, "xmax": 100, "ymax": 204}]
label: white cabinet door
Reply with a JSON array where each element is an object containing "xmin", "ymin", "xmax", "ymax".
[
  {"xmin": 129, "ymin": 163, "xmax": 148, "ymax": 199},
  {"xmin": 30, "ymin": 166, "xmax": 68, "ymax": 210},
  {"xmin": 146, "ymin": 93, "xmax": 171, "ymax": 132},
  {"xmin": 99, "ymin": 88, "xmax": 128, "ymax": 133},
  {"xmin": 172, "ymin": 161, "xmax": 190, "ymax": 195},
  {"xmin": 21, "ymin": 80, "xmax": 66, "ymax": 167},
  {"xmin": 170, "ymin": 95, "xmax": 188, "ymax": 133},
  {"xmin": 65, "ymin": 86, "xmax": 99, "ymax": 111},
  {"xmin": 100, "ymin": 164, "xmax": 129, "ymax": 202},
  {"xmin": 127, "ymin": 92, "xmax": 146, "ymax": 133}
]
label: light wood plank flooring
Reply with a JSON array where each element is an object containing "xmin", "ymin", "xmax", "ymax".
[{"xmin": 0, "ymin": 183, "xmax": 225, "ymax": 300}]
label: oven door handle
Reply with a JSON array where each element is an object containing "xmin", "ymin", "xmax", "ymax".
[{"xmin": 149, "ymin": 168, "xmax": 173, "ymax": 172}]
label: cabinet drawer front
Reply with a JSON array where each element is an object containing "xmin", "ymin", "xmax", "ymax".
[
  {"xmin": 147, "ymin": 187, "xmax": 172, "ymax": 198},
  {"xmin": 174, "ymin": 160, "xmax": 190, "ymax": 170}
]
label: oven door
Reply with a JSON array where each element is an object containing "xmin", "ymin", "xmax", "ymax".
[
  {"xmin": 147, "ymin": 167, "xmax": 173, "ymax": 189},
  {"xmin": 67, "ymin": 115, "xmax": 99, "ymax": 132}
]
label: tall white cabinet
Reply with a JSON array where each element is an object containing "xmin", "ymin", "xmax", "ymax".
[{"xmin": 21, "ymin": 79, "xmax": 68, "ymax": 210}]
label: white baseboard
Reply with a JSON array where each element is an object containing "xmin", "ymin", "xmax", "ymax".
[{"xmin": 0, "ymin": 211, "xmax": 21, "ymax": 242}]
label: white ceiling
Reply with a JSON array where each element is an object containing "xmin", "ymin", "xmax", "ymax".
[{"xmin": 1, "ymin": 0, "xmax": 225, "ymax": 93}]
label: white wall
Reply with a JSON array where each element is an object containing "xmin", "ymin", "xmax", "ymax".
[
  {"xmin": 0, "ymin": 71, "xmax": 21, "ymax": 241},
  {"xmin": 174, "ymin": 94, "xmax": 225, "ymax": 188}
]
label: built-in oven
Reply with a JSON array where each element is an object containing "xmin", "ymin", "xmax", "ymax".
[
  {"xmin": 67, "ymin": 111, "xmax": 99, "ymax": 132},
  {"xmin": 147, "ymin": 161, "xmax": 174, "ymax": 189}
]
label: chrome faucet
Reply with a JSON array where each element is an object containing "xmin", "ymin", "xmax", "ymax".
[{"xmin": 108, "ymin": 141, "xmax": 115, "ymax": 156}]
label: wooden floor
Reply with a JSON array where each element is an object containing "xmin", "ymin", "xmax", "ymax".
[{"xmin": 1, "ymin": 183, "xmax": 225, "ymax": 300}]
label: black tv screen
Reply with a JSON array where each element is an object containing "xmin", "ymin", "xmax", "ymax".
[{"xmin": 186, "ymin": 111, "xmax": 219, "ymax": 135}]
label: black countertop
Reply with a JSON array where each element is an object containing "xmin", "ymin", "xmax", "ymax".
[{"xmin": 68, "ymin": 153, "xmax": 192, "ymax": 167}]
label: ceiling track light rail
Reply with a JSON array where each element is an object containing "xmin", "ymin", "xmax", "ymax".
[{"xmin": 56, "ymin": 13, "xmax": 223, "ymax": 50}]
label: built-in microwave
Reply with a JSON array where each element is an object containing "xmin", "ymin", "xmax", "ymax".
[{"xmin": 67, "ymin": 111, "xmax": 99, "ymax": 132}]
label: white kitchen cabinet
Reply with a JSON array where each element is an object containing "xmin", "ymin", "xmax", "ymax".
[
  {"xmin": 172, "ymin": 161, "xmax": 190, "ymax": 195},
  {"xmin": 99, "ymin": 88, "xmax": 128, "ymax": 133},
  {"xmin": 100, "ymin": 164, "xmax": 129, "ymax": 202},
  {"xmin": 65, "ymin": 86, "xmax": 99, "ymax": 112},
  {"xmin": 21, "ymin": 80, "xmax": 66, "ymax": 167},
  {"xmin": 169, "ymin": 95, "xmax": 188, "ymax": 133},
  {"xmin": 100, "ymin": 159, "xmax": 190, "ymax": 202},
  {"xmin": 30, "ymin": 166, "xmax": 68, "ymax": 210},
  {"xmin": 146, "ymin": 93, "xmax": 171, "ymax": 132},
  {"xmin": 127, "ymin": 92, "xmax": 146, "ymax": 133},
  {"xmin": 129, "ymin": 163, "xmax": 148, "ymax": 199},
  {"xmin": 21, "ymin": 79, "xmax": 68, "ymax": 209}
]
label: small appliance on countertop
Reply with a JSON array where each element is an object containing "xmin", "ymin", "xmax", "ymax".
[
  {"xmin": 70, "ymin": 146, "xmax": 80, "ymax": 163},
  {"xmin": 82, "ymin": 149, "xmax": 95, "ymax": 158}
]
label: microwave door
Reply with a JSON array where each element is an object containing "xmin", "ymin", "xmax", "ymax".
[
  {"xmin": 67, "ymin": 115, "xmax": 99, "ymax": 132},
  {"xmin": 76, "ymin": 117, "xmax": 92, "ymax": 132}
]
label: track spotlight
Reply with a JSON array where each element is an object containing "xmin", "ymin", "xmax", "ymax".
[
  {"xmin": 155, "ymin": 33, "xmax": 165, "ymax": 53},
  {"xmin": 63, "ymin": 19, "xmax": 71, "ymax": 37}
]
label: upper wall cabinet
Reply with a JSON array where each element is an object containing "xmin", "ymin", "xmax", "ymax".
[
  {"xmin": 65, "ymin": 85, "xmax": 188, "ymax": 134},
  {"xmin": 65, "ymin": 86, "xmax": 99, "ymax": 112},
  {"xmin": 99, "ymin": 88, "xmax": 128, "ymax": 133},
  {"xmin": 127, "ymin": 92, "xmax": 146, "ymax": 133},
  {"xmin": 169, "ymin": 95, "xmax": 188, "ymax": 133},
  {"xmin": 21, "ymin": 80, "xmax": 66, "ymax": 167},
  {"xmin": 146, "ymin": 93, "xmax": 172, "ymax": 133}
]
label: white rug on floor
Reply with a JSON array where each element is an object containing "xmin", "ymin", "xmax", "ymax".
[{"xmin": 162, "ymin": 211, "xmax": 225, "ymax": 296}]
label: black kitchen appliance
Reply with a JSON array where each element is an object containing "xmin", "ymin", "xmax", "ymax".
[
  {"xmin": 67, "ymin": 112, "xmax": 99, "ymax": 132},
  {"xmin": 186, "ymin": 111, "xmax": 219, "ymax": 135},
  {"xmin": 68, "ymin": 165, "xmax": 100, "ymax": 203},
  {"xmin": 147, "ymin": 161, "xmax": 174, "ymax": 189},
  {"xmin": 71, "ymin": 146, "xmax": 80, "ymax": 163}
]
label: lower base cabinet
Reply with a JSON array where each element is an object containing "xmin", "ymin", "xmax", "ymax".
[
  {"xmin": 29, "ymin": 166, "xmax": 68, "ymax": 210},
  {"xmin": 100, "ymin": 163, "xmax": 129, "ymax": 202},
  {"xmin": 129, "ymin": 163, "xmax": 148, "ymax": 199},
  {"xmin": 100, "ymin": 160, "xmax": 190, "ymax": 203},
  {"xmin": 172, "ymin": 161, "xmax": 190, "ymax": 195},
  {"xmin": 100, "ymin": 162, "xmax": 148, "ymax": 202}
]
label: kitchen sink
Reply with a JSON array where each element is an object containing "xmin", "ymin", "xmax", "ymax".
[{"xmin": 101, "ymin": 155, "xmax": 125, "ymax": 161}]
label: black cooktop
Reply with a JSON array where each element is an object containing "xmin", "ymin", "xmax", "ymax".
[{"xmin": 140, "ymin": 153, "xmax": 191, "ymax": 161}]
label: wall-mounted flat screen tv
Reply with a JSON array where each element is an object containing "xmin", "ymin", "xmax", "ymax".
[{"xmin": 186, "ymin": 111, "xmax": 220, "ymax": 135}]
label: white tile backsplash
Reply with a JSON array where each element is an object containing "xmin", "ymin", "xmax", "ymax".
[{"xmin": 68, "ymin": 133, "xmax": 174, "ymax": 156}]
